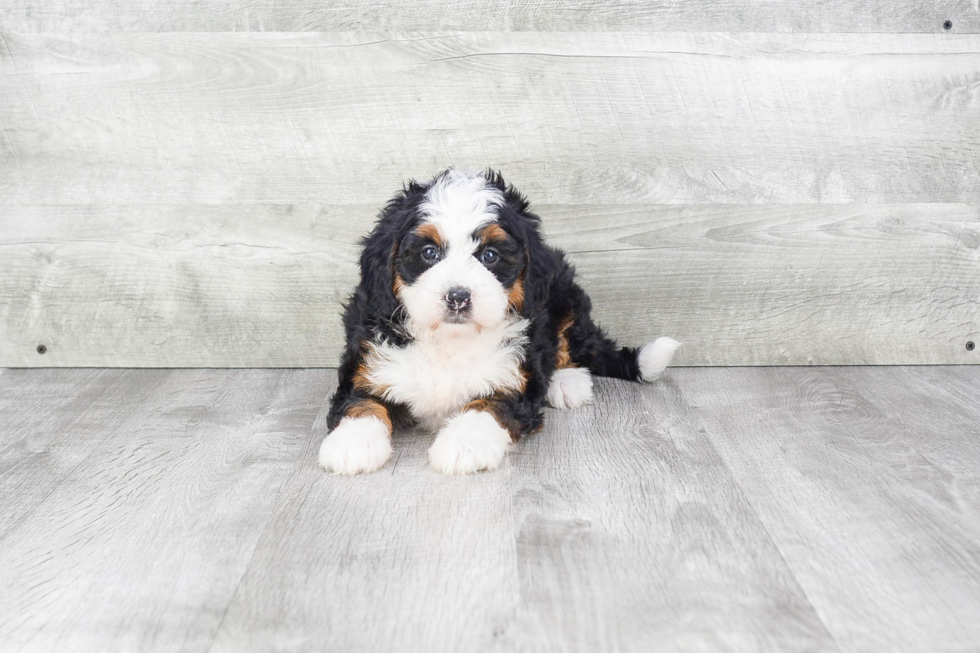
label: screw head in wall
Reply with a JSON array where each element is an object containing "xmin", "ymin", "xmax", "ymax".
[
  {"xmin": 968, "ymin": 341, "xmax": 976, "ymax": 351},
  {"xmin": 944, "ymin": 20, "xmax": 953, "ymax": 30},
  {"xmin": 37, "ymin": 344, "xmax": 47, "ymax": 354}
]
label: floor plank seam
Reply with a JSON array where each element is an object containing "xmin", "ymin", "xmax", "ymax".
[
  {"xmin": 703, "ymin": 444, "xmax": 846, "ymax": 652},
  {"xmin": 4, "ymin": 368, "xmax": 980, "ymax": 651},
  {"xmin": 680, "ymin": 386, "xmax": 847, "ymax": 652},
  {"xmin": 205, "ymin": 384, "xmax": 333, "ymax": 651}
]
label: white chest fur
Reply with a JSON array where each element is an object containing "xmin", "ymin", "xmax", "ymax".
[{"xmin": 364, "ymin": 319, "xmax": 528, "ymax": 428}]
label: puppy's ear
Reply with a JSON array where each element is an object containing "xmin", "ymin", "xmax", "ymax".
[
  {"xmin": 519, "ymin": 233, "xmax": 559, "ymax": 321},
  {"xmin": 357, "ymin": 224, "xmax": 399, "ymax": 321},
  {"xmin": 355, "ymin": 183, "xmax": 424, "ymax": 321},
  {"xmin": 491, "ymin": 173, "xmax": 555, "ymax": 320}
]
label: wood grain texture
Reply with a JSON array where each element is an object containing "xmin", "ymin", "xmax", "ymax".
[
  {"xmin": 840, "ymin": 365, "xmax": 980, "ymax": 531},
  {"xmin": 508, "ymin": 377, "xmax": 839, "ymax": 652},
  {"xmin": 0, "ymin": 368, "xmax": 168, "ymax": 539},
  {"xmin": 2, "ymin": 32, "xmax": 979, "ymax": 367},
  {"xmin": 0, "ymin": 0, "xmax": 977, "ymax": 32},
  {"xmin": 0, "ymin": 204, "xmax": 357, "ymax": 367},
  {"xmin": 208, "ymin": 387, "xmax": 526, "ymax": 653},
  {"xmin": 2, "ymin": 33, "xmax": 980, "ymax": 205},
  {"xmin": 210, "ymin": 373, "xmax": 837, "ymax": 652},
  {"xmin": 3, "ymin": 367, "xmax": 979, "ymax": 650},
  {"xmin": 2, "ymin": 203, "xmax": 977, "ymax": 367},
  {"xmin": 675, "ymin": 366, "xmax": 980, "ymax": 653},
  {"xmin": 0, "ymin": 368, "xmax": 332, "ymax": 652}
]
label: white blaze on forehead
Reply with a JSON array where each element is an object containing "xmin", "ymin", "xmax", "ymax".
[
  {"xmin": 419, "ymin": 169, "xmax": 504, "ymax": 251},
  {"xmin": 399, "ymin": 169, "xmax": 512, "ymax": 332}
]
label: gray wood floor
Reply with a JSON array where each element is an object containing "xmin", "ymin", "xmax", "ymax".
[{"xmin": 1, "ymin": 366, "xmax": 978, "ymax": 652}]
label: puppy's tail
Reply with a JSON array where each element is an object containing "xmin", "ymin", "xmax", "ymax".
[
  {"xmin": 558, "ymin": 275, "xmax": 680, "ymax": 382},
  {"xmin": 635, "ymin": 337, "xmax": 682, "ymax": 381},
  {"xmin": 578, "ymin": 334, "xmax": 681, "ymax": 383}
]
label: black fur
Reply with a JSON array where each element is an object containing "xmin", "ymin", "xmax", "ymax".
[{"xmin": 327, "ymin": 169, "xmax": 642, "ymax": 437}]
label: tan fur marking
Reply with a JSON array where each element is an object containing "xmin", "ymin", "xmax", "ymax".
[
  {"xmin": 393, "ymin": 272, "xmax": 405, "ymax": 297},
  {"xmin": 415, "ymin": 222, "xmax": 444, "ymax": 246},
  {"xmin": 345, "ymin": 398, "xmax": 393, "ymax": 433},
  {"xmin": 463, "ymin": 396, "xmax": 520, "ymax": 442},
  {"xmin": 556, "ymin": 316, "xmax": 575, "ymax": 369},
  {"xmin": 352, "ymin": 362, "xmax": 372, "ymax": 392},
  {"xmin": 352, "ymin": 345, "xmax": 391, "ymax": 395},
  {"xmin": 464, "ymin": 397, "xmax": 496, "ymax": 413},
  {"xmin": 518, "ymin": 366, "xmax": 530, "ymax": 393},
  {"xmin": 461, "ymin": 363, "xmax": 529, "ymax": 441},
  {"xmin": 475, "ymin": 223, "xmax": 523, "ymax": 310},
  {"xmin": 476, "ymin": 222, "xmax": 509, "ymax": 246},
  {"xmin": 508, "ymin": 277, "xmax": 524, "ymax": 312}
]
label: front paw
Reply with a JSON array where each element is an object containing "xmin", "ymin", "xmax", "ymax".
[
  {"xmin": 428, "ymin": 411, "xmax": 512, "ymax": 476},
  {"xmin": 318, "ymin": 416, "xmax": 392, "ymax": 475}
]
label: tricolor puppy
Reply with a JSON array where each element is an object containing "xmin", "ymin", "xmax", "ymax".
[{"xmin": 320, "ymin": 169, "xmax": 680, "ymax": 476}]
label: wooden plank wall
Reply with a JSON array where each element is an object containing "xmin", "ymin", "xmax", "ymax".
[{"xmin": 1, "ymin": 4, "xmax": 978, "ymax": 367}]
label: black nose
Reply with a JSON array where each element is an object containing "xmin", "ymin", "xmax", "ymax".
[{"xmin": 445, "ymin": 287, "xmax": 472, "ymax": 311}]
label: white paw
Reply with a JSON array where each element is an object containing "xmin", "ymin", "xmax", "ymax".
[
  {"xmin": 318, "ymin": 416, "xmax": 392, "ymax": 475},
  {"xmin": 546, "ymin": 367, "xmax": 594, "ymax": 409},
  {"xmin": 638, "ymin": 337, "xmax": 681, "ymax": 382},
  {"xmin": 428, "ymin": 411, "xmax": 512, "ymax": 476}
]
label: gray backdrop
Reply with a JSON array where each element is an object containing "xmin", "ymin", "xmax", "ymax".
[{"xmin": 1, "ymin": 2, "xmax": 978, "ymax": 366}]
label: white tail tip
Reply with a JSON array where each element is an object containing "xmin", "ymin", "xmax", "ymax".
[{"xmin": 638, "ymin": 337, "xmax": 681, "ymax": 382}]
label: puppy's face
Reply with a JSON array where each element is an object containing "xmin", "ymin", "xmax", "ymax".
[{"xmin": 393, "ymin": 171, "xmax": 525, "ymax": 333}]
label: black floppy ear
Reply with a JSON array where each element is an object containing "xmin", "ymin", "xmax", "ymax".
[
  {"xmin": 489, "ymin": 170, "xmax": 555, "ymax": 320},
  {"xmin": 356, "ymin": 223, "xmax": 400, "ymax": 321},
  {"xmin": 354, "ymin": 182, "xmax": 424, "ymax": 323},
  {"xmin": 519, "ymin": 232, "xmax": 558, "ymax": 320}
]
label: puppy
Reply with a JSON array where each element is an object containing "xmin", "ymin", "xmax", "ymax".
[{"xmin": 320, "ymin": 168, "xmax": 679, "ymax": 475}]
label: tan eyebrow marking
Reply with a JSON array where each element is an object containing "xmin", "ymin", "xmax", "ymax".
[
  {"xmin": 475, "ymin": 222, "xmax": 510, "ymax": 246},
  {"xmin": 415, "ymin": 222, "xmax": 444, "ymax": 246}
]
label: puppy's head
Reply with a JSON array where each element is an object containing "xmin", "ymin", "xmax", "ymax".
[{"xmin": 359, "ymin": 169, "xmax": 541, "ymax": 335}]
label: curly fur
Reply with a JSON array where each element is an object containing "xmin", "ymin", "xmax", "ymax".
[{"xmin": 322, "ymin": 168, "xmax": 678, "ymax": 475}]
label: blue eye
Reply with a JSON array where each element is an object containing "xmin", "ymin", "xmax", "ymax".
[
  {"xmin": 480, "ymin": 248, "xmax": 499, "ymax": 265},
  {"xmin": 422, "ymin": 245, "xmax": 440, "ymax": 262}
]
